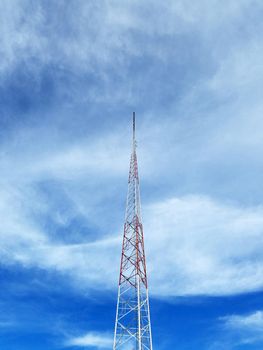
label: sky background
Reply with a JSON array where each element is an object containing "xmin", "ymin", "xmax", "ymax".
[{"xmin": 1, "ymin": 0, "xmax": 263, "ymax": 349}]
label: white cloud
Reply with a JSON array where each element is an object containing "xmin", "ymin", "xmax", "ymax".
[
  {"xmin": 1, "ymin": 133, "xmax": 130, "ymax": 182},
  {"xmin": 0, "ymin": 0, "xmax": 260, "ymax": 74},
  {"xmin": 223, "ymin": 311, "xmax": 263, "ymax": 331},
  {"xmin": 0, "ymin": 0, "xmax": 262, "ymax": 114},
  {"xmin": 145, "ymin": 196, "xmax": 263, "ymax": 296},
  {"xmin": 2, "ymin": 187, "xmax": 263, "ymax": 297},
  {"xmin": 0, "ymin": 1, "xmax": 48, "ymax": 75},
  {"xmin": 65, "ymin": 332, "xmax": 112, "ymax": 348},
  {"xmin": 215, "ymin": 311, "xmax": 263, "ymax": 347}
]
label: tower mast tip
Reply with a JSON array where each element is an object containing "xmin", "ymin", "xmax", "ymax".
[{"xmin": 132, "ymin": 112, "xmax": 136, "ymax": 147}]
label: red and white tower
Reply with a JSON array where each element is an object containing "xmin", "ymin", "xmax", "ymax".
[{"xmin": 113, "ymin": 113, "xmax": 153, "ymax": 350}]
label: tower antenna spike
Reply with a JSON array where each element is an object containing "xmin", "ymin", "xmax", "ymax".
[{"xmin": 133, "ymin": 111, "xmax": 136, "ymax": 150}]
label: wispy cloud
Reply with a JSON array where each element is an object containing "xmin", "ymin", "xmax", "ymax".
[
  {"xmin": 2, "ymin": 186, "xmax": 263, "ymax": 297},
  {"xmin": 212, "ymin": 310, "xmax": 263, "ymax": 348},
  {"xmin": 1, "ymin": 0, "xmax": 262, "ymax": 107},
  {"xmin": 223, "ymin": 310, "xmax": 263, "ymax": 332},
  {"xmin": 145, "ymin": 195, "xmax": 263, "ymax": 296},
  {"xmin": 65, "ymin": 332, "xmax": 112, "ymax": 349}
]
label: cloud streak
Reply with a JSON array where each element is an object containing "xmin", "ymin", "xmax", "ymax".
[
  {"xmin": 223, "ymin": 311, "xmax": 263, "ymax": 332},
  {"xmin": 2, "ymin": 187, "xmax": 263, "ymax": 297},
  {"xmin": 65, "ymin": 332, "xmax": 112, "ymax": 349},
  {"xmin": 212, "ymin": 310, "xmax": 263, "ymax": 348}
]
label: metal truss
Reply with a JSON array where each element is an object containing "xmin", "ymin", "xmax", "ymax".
[{"xmin": 113, "ymin": 113, "xmax": 153, "ymax": 350}]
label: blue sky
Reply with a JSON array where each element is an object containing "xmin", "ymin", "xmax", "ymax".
[{"xmin": 1, "ymin": 0, "xmax": 263, "ymax": 349}]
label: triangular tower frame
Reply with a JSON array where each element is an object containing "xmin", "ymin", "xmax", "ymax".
[{"xmin": 113, "ymin": 113, "xmax": 153, "ymax": 350}]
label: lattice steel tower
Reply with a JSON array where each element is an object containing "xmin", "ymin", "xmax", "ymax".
[{"xmin": 113, "ymin": 113, "xmax": 153, "ymax": 350}]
